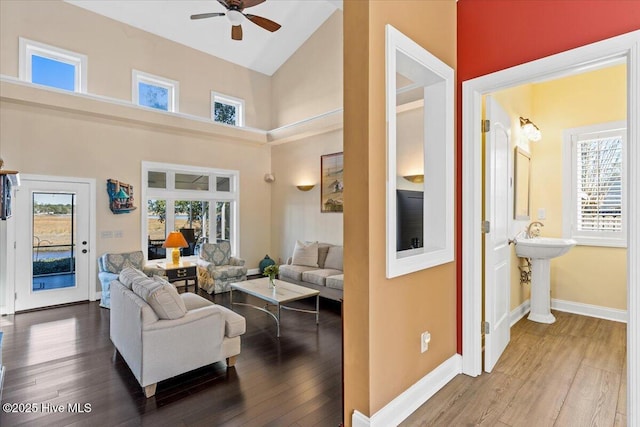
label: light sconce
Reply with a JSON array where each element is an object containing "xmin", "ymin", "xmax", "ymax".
[
  {"xmin": 403, "ymin": 174, "xmax": 424, "ymax": 184},
  {"xmin": 296, "ymin": 184, "xmax": 315, "ymax": 191},
  {"xmin": 520, "ymin": 117, "xmax": 542, "ymax": 142}
]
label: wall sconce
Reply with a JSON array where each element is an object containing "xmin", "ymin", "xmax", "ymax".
[
  {"xmin": 403, "ymin": 174, "xmax": 424, "ymax": 184},
  {"xmin": 296, "ymin": 184, "xmax": 315, "ymax": 191},
  {"xmin": 520, "ymin": 117, "xmax": 542, "ymax": 142}
]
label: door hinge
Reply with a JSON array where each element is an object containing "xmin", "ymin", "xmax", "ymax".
[
  {"xmin": 484, "ymin": 321, "xmax": 490, "ymax": 334},
  {"xmin": 14, "ymin": 292, "xmax": 17, "ymax": 301},
  {"xmin": 481, "ymin": 220, "xmax": 491, "ymax": 233},
  {"xmin": 14, "ymin": 241, "xmax": 16, "ymax": 249},
  {"xmin": 482, "ymin": 119, "xmax": 490, "ymax": 133}
]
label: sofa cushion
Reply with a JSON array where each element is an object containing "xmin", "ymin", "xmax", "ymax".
[
  {"xmin": 292, "ymin": 240, "xmax": 319, "ymax": 267},
  {"xmin": 279, "ymin": 264, "xmax": 318, "ymax": 281},
  {"xmin": 118, "ymin": 267, "xmax": 147, "ymax": 290},
  {"xmin": 209, "ymin": 265, "xmax": 247, "ymax": 280},
  {"xmin": 132, "ymin": 276, "xmax": 187, "ymax": 320},
  {"xmin": 200, "ymin": 241, "xmax": 231, "ymax": 266},
  {"xmin": 326, "ymin": 274, "xmax": 344, "ymax": 290},
  {"xmin": 103, "ymin": 251, "xmax": 144, "ymax": 274},
  {"xmin": 302, "ymin": 269, "xmax": 343, "ymax": 287},
  {"xmin": 324, "ymin": 246, "xmax": 343, "ymax": 271},
  {"xmin": 317, "ymin": 244, "xmax": 331, "ymax": 269}
]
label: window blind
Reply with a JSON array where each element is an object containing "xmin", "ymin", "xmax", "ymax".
[{"xmin": 575, "ymin": 135, "xmax": 623, "ymax": 232}]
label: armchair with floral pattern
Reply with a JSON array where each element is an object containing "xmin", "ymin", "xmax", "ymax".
[{"xmin": 197, "ymin": 241, "xmax": 247, "ymax": 294}]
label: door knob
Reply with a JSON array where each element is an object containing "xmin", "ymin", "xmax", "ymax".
[
  {"xmin": 82, "ymin": 241, "xmax": 87, "ymax": 245},
  {"xmin": 82, "ymin": 249, "xmax": 88, "ymax": 254}
]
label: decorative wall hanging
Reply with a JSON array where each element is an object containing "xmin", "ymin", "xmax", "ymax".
[
  {"xmin": 321, "ymin": 152, "xmax": 344, "ymax": 213},
  {"xmin": 107, "ymin": 179, "xmax": 137, "ymax": 214}
]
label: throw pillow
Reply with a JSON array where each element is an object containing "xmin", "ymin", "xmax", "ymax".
[
  {"xmin": 103, "ymin": 251, "xmax": 144, "ymax": 274},
  {"xmin": 291, "ymin": 240, "xmax": 319, "ymax": 268},
  {"xmin": 118, "ymin": 267, "xmax": 147, "ymax": 290},
  {"xmin": 324, "ymin": 246, "xmax": 343, "ymax": 271},
  {"xmin": 133, "ymin": 276, "xmax": 187, "ymax": 320},
  {"xmin": 317, "ymin": 244, "xmax": 331, "ymax": 269}
]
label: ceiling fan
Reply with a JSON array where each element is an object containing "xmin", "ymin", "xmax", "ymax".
[{"xmin": 190, "ymin": 0, "xmax": 282, "ymax": 41}]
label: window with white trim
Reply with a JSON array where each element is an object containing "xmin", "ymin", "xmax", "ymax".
[
  {"xmin": 142, "ymin": 162, "xmax": 239, "ymax": 260},
  {"xmin": 133, "ymin": 70, "xmax": 179, "ymax": 112},
  {"xmin": 19, "ymin": 38, "xmax": 87, "ymax": 93},
  {"xmin": 563, "ymin": 121, "xmax": 626, "ymax": 247},
  {"xmin": 211, "ymin": 92, "xmax": 244, "ymax": 126}
]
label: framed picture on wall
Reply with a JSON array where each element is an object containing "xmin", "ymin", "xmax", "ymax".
[{"xmin": 321, "ymin": 152, "xmax": 344, "ymax": 213}]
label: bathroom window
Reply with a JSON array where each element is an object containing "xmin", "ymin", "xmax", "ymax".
[{"xmin": 562, "ymin": 121, "xmax": 626, "ymax": 247}]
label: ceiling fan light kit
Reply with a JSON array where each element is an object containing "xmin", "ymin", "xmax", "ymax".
[{"xmin": 190, "ymin": 0, "xmax": 281, "ymax": 41}]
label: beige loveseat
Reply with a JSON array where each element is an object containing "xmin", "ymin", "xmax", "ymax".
[
  {"xmin": 278, "ymin": 241, "xmax": 343, "ymax": 301},
  {"xmin": 110, "ymin": 268, "xmax": 246, "ymax": 398}
]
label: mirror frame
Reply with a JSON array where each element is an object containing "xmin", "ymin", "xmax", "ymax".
[{"xmin": 385, "ymin": 25, "xmax": 455, "ymax": 278}]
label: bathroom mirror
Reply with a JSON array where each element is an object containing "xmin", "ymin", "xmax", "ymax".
[
  {"xmin": 514, "ymin": 147, "xmax": 531, "ymax": 220},
  {"xmin": 385, "ymin": 25, "xmax": 454, "ymax": 278}
]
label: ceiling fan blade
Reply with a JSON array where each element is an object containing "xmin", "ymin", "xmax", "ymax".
[
  {"xmin": 240, "ymin": 0, "xmax": 266, "ymax": 9},
  {"xmin": 217, "ymin": 0, "xmax": 231, "ymax": 9},
  {"xmin": 232, "ymin": 25, "xmax": 243, "ymax": 41},
  {"xmin": 190, "ymin": 12, "xmax": 225, "ymax": 20},
  {"xmin": 244, "ymin": 14, "xmax": 281, "ymax": 32}
]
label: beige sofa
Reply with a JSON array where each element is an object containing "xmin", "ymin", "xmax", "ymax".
[
  {"xmin": 278, "ymin": 241, "xmax": 343, "ymax": 301},
  {"xmin": 110, "ymin": 268, "xmax": 246, "ymax": 398}
]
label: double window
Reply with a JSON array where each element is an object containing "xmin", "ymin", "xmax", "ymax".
[
  {"xmin": 212, "ymin": 92, "xmax": 244, "ymax": 126},
  {"xmin": 19, "ymin": 38, "xmax": 87, "ymax": 93},
  {"xmin": 143, "ymin": 162, "xmax": 239, "ymax": 260},
  {"xmin": 563, "ymin": 121, "xmax": 626, "ymax": 247},
  {"xmin": 133, "ymin": 70, "xmax": 179, "ymax": 112}
]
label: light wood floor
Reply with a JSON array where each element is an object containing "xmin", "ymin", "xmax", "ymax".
[{"xmin": 402, "ymin": 311, "xmax": 627, "ymax": 427}]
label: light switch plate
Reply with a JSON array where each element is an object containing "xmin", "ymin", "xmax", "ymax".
[{"xmin": 538, "ymin": 208, "xmax": 546, "ymax": 220}]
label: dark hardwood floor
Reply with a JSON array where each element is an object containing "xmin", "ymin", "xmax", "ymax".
[
  {"xmin": 401, "ymin": 311, "xmax": 627, "ymax": 427},
  {"xmin": 0, "ymin": 291, "xmax": 343, "ymax": 427}
]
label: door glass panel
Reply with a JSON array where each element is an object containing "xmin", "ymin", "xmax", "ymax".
[
  {"xmin": 148, "ymin": 171, "xmax": 166, "ymax": 189},
  {"xmin": 175, "ymin": 201, "xmax": 208, "ymax": 255},
  {"xmin": 147, "ymin": 199, "xmax": 166, "ymax": 260},
  {"xmin": 216, "ymin": 177, "xmax": 230, "ymax": 192},
  {"xmin": 215, "ymin": 201, "xmax": 231, "ymax": 243},
  {"xmin": 32, "ymin": 192, "xmax": 76, "ymax": 291}
]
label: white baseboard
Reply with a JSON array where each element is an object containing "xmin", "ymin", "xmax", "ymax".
[
  {"xmin": 551, "ymin": 298, "xmax": 627, "ymax": 323},
  {"xmin": 94, "ymin": 291, "xmax": 102, "ymax": 301},
  {"xmin": 352, "ymin": 354, "xmax": 462, "ymax": 427},
  {"xmin": 510, "ymin": 299, "xmax": 531, "ymax": 326},
  {"xmin": 247, "ymin": 268, "xmax": 259, "ymax": 275}
]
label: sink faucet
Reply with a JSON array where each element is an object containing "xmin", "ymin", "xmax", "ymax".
[{"xmin": 527, "ymin": 221, "xmax": 544, "ymax": 238}]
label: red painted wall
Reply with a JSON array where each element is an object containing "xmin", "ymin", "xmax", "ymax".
[{"xmin": 456, "ymin": 0, "xmax": 640, "ymax": 353}]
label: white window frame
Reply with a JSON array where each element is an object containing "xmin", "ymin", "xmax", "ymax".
[
  {"xmin": 562, "ymin": 120, "xmax": 627, "ymax": 247},
  {"xmin": 141, "ymin": 162, "xmax": 240, "ymax": 260},
  {"xmin": 19, "ymin": 37, "xmax": 87, "ymax": 93},
  {"xmin": 211, "ymin": 92, "xmax": 244, "ymax": 126},
  {"xmin": 132, "ymin": 70, "xmax": 179, "ymax": 112}
]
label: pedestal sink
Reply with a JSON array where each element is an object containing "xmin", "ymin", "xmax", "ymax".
[{"xmin": 515, "ymin": 237, "xmax": 577, "ymax": 323}]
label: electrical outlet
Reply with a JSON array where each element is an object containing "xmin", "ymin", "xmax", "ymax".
[
  {"xmin": 114, "ymin": 230, "xmax": 123, "ymax": 238},
  {"xmin": 421, "ymin": 331, "xmax": 431, "ymax": 353}
]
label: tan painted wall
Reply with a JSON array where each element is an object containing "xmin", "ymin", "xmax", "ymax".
[
  {"xmin": 270, "ymin": 131, "xmax": 344, "ymax": 262},
  {"xmin": 531, "ymin": 64, "xmax": 627, "ymax": 310},
  {"xmin": 344, "ymin": 0, "xmax": 457, "ymax": 422},
  {"xmin": 0, "ymin": 0, "xmax": 272, "ymax": 129},
  {"xmin": 270, "ymin": 10, "xmax": 343, "ymax": 128}
]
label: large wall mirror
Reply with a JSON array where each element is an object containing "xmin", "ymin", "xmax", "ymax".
[{"xmin": 386, "ymin": 25, "xmax": 454, "ymax": 278}]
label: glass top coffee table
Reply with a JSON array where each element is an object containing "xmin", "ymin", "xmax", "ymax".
[{"xmin": 230, "ymin": 277, "xmax": 320, "ymax": 337}]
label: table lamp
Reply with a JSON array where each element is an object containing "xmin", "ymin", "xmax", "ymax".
[{"xmin": 162, "ymin": 231, "xmax": 189, "ymax": 265}]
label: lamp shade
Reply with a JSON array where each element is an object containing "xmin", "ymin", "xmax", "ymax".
[{"xmin": 162, "ymin": 231, "xmax": 189, "ymax": 248}]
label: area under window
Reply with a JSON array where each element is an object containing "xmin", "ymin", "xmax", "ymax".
[
  {"xmin": 132, "ymin": 70, "xmax": 179, "ymax": 112},
  {"xmin": 563, "ymin": 121, "xmax": 626, "ymax": 247},
  {"xmin": 211, "ymin": 92, "xmax": 244, "ymax": 126},
  {"xmin": 142, "ymin": 162, "xmax": 239, "ymax": 261},
  {"xmin": 19, "ymin": 38, "xmax": 87, "ymax": 93}
]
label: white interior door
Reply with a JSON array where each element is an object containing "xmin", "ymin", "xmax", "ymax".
[
  {"xmin": 15, "ymin": 177, "xmax": 92, "ymax": 311},
  {"xmin": 484, "ymin": 96, "xmax": 511, "ymax": 372}
]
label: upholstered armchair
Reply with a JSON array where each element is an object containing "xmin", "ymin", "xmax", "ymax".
[
  {"xmin": 98, "ymin": 251, "xmax": 158, "ymax": 308},
  {"xmin": 197, "ymin": 241, "xmax": 247, "ymax": 294}
]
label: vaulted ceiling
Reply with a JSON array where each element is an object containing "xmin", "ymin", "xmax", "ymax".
[{"xmin": 66, "ymin": 0, "xmax": 343, "ymax": 76}]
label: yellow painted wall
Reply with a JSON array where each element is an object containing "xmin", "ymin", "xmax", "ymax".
[
  {"xmin": 531, "ymin": 64, "xmax": 627, "ymax": 310},
  {"xmin": 344, "ymin": 0, "xmax": 457, "ymax": 422}
]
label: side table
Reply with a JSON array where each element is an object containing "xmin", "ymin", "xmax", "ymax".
[{"xmin": 155, "ymin": 261, "xmax": 198, "ymax": 294}]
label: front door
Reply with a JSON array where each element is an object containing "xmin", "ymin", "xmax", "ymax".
[
  {"xmin": 15, "ymin": 177, "xmax": 92, "ymax": 311},
  {"xmin": 484, "ymin": 96, "xmax": 511, "ymax": 372}
]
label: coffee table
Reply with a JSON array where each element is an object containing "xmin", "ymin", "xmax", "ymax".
[{"xmin": 230, "ymin": 277, "xmax": 320, "ymax": 337}]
